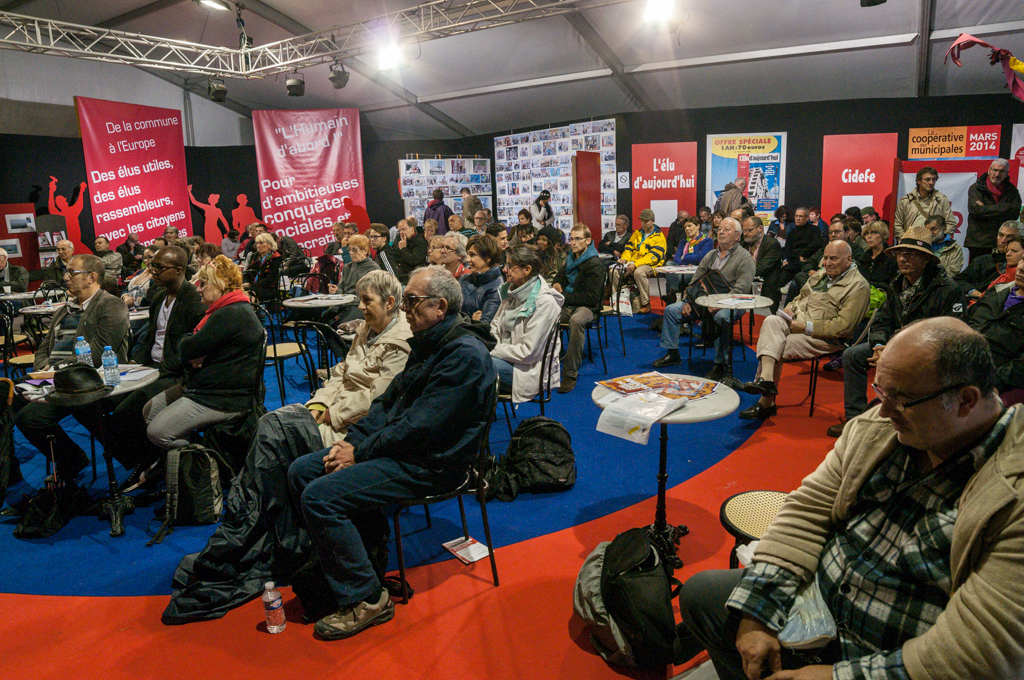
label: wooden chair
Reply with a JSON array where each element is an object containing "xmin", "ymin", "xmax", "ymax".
[{"xmin": 720, "ymin": 490, "xmax": 788, "ymax": 569}]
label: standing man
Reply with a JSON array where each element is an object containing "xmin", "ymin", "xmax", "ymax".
[
  {"xmin": 610, "ymin": 209, "xmax": 666, "ymax": 315},
  {"xmin": 893, "ymin": 166, "xmax": 956, "ymax": 239},
  {"xmin": 599, "ymin": 215, "xmax": 632, "ymax": 258},
  {"xmin": 460, "ymin": 187, "xmax": 482, "ymax": 226},
  {"xmin": 0, "ymin": 248, "xmax": 29, "ymax": 293},
  {"xmin": 717, "ymin": 177, "xmax": 750, "ymax": 216},
  {"xmin": 423, "ymin": 189, "xmax": 453, "ymax": 233},
  {"xmin": 552, "ymin": 223, "xmax": 605, "ymax": 393},
  {"xmin": 288, "ymin": 266, "xmax": 496, "ymax": 641},
  {"xmin": 698, "ymin": 206, "xmax": 714, "ymax": 236},
  {"xmin": 965, "ymin": 158, "xmax": 1022, "ymax": 262},
  {"xmin": 43, "ymin": 239, "xmax": 75, "ymax": 283},
  {"xmin": 741, "ymin": 215, "xmax": 783, "ymax": 312}
]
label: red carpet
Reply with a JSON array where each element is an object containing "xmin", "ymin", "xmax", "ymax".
[{"xmin": 6, "ymin": 330, "xmax": 846, "ymax": 680}]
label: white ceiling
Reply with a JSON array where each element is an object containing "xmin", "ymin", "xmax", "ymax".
[{"xmin": 2, "ymin": 0, "xmax": 1022, "ymax": 140}]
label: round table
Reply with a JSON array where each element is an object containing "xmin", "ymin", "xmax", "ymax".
[
  {"xmin": 591, "ymin": 374, "xmax": 740, "ymax": 567},
  {"xmin": 0, "ymin": 292, "xmax": 38, "ymax": 302},
  {"xmin": 129, "ymin": 308, "xmax": 149, "ymax": 322},
  {"xmin": 282, "ymin": 293, "xmax": 357, "ymax": 309},
  {"xmin": 694, "ymin": 293, "xmax": 774, "ymax": 377},
  {"xmin": 20, "ymin": 302, "xmax": 65, "ymax": 316}
]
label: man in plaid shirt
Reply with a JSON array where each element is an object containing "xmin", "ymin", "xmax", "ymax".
[{"xmin": 677, "ymin": 317, "xmax": 1024, "ymax": 680}]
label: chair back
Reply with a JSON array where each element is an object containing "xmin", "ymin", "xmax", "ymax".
[
  {"xmin": 535, "ymin": 321, "xmax": 560, "ymax": 407},
  {"xmin": 289, "ymin": 272, "xmax": 331, "ymax": 296},
  {"xmin": 293, "ymin": 320, "xmax": 345, "ymax": 372},
  {"xmin": 473, "ymin": 385, "xmax": 499, "ymax": 493}
]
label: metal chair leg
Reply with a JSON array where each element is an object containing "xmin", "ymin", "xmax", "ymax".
[
  {"xmin": 424, "ymin": 503, "xmax": 432, "ymax": 529},
  {"xmin": 478, "ymin": 488, "xmax": 499, "ymax": 587},
  {"xmin": 457, "ymin": 495, "xmax": 469, "ymax": 539},
  {"xmin": 393, "ymin": 507, "xmax": 411, "ymax": 603}
]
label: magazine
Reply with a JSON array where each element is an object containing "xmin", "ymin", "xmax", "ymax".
[{"xmin": 442, "ymin": 536, "xmax": 491, "ymax": 565}]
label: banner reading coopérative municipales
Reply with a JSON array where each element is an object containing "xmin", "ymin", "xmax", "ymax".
[
  {"xmin": 75, "ymin": 96, "xmax": 191, "ymax": 248},
  {"xmin": 705, "ymin": 132, "xmax": 786, "ymax": 222},
  {"xmin": 252, "ymin": 108, "xmax": 365, "ymax": 252}
]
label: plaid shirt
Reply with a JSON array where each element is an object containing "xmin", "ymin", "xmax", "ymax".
[{"xmin": 727, "ymin": 408, "xmax": 1013, "ymax": 680}]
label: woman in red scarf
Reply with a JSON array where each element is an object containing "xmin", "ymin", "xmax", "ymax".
[
  {"xmin": 143, "ymin": 255, "xmax": 265, "ymax": 451},
  {"xmin": 970, "ymin": 237, "xmax": 1023, "ymax": 309}
]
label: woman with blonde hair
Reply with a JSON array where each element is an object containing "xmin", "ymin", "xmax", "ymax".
[
  {"xmin": 244, "ymin": 232, "xmax": 282, "ymax": 302},
  {"xmin": 144, "ymin": 255, "xmax": 264, "ymax": 450}
]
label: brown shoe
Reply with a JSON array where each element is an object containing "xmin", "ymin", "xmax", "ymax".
[
  {"xmin": 315, "ymin": 589, "xmax": 394, "ymax": 640},
  {"xmin": 638, "ymin": 304, "xmax": 651, "ymax": 314},
  {"xmin": 826, "ymin": 420, "xmax": 848, "ymax": 437}
]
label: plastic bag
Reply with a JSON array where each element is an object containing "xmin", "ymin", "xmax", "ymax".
[{"xmin": 778, "ymin": 576, "xmax": 837, "ymax": 650}]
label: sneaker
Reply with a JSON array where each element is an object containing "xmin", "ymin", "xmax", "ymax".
[
  {"xmin": 826, "ymin": 420, "xmax": 848, "ymax": 437},
  {"xmin": 315, "ymin": 590, "xmax": 395, "ymax": 641},
  {"xmin": 558, "ymin": 376, "xmax": 577, "ymax": 394},
  {"xmin": 652, "ymin": 350, "xmax": 681, "ymax": 368},
  {"xmin": 822, "ymin": 355, "xmax": 843, "ymax": 372},
  {"xmin": 739, "ymin": 402, "xmax": 777, "ymax": 420}
]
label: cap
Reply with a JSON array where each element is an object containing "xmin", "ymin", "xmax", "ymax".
[
  {"xmin": 863, "ymin": 206, "xmax": 878, "ymax": 215},
  {"xmin": 639, "ymin": 209, "xmax": 655, "ymax": 221}
]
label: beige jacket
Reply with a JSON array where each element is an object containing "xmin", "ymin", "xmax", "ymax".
[
  {"xmin": 893, "ymin": 189, "xmax": 955, "ymax": 238},
  {"xmin": 789, "ymin": 265, "xmax": 870, "ymax": 341},
  {"xmin": 935, "ymin": 238, "xmax": 964, "ymax": 278},
  {"xmin": 305, "ymin": 315, "xmax": 412, "ymax": 448},
  {"xmin": 754, "ymin": 404, "xmax": 1024, "ymax": 680}
]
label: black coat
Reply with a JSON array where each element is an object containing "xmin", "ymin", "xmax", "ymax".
[
  {"xmin": 857, "ymin": 249, "xmax": 899, "ymax": 289},
  {"xmin": 665, "ymin": 219, "xmax": 686, "ymax": 262},
  {"xmin": 969, "ymin": 286, "xmax": 1024, "ymax": 391},
  {"xmin": 553, "ymin": 252, "xmax": 606, "ymax": 312},
  {"xmin": 744, "ymin": 235, "xmax": 783, "ymax": 309},
  {"xmin": 178, "ymin": 300, "xmax": 265, "ymax": 411},
  {"xmin": 598, "ymin": 229, "xmax": 632, "ymax": 257},
  {"xmin": 132, "ymin": 280, "xmax": 205, "ymax": 376},
  {"xmin": 869, "ymin": 264, "xmax": 966, "ymax": 346},
  {"xmin": 394, "ymin": 233, "xmax": 428, "ymax": 276},
  {"xmin": 954, "ymin": 251, "xmax": 1006, "ymax": 295},
  {"xmin": 245, "ymin": 252, "xmax": 282, "ymax": 302},
  {"xmin": 966, "ymin": 174, "xmax": 1022, "ymax": 250},
  {"xmin": 782, "ymin": 221, "xmax": 823, "ymax": 264}
]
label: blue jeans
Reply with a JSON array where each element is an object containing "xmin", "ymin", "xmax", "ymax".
[
  {"xmin": 287, "ymin": 450, "xmax": 441, "ymax": 608},
  {"xmin": 492, "ymin": 356, "xmax": 514, "ymax": 393},
  {"xmin": 660, "ymin": 302, "xmax": 744, "ymax": 364}
]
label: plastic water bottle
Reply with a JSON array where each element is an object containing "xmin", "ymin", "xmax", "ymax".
[
  {"xmin": 102, "ymin": 346, "xmax": 120, "ymax": 386},
  {"xmin": 74, "ymin": 336, "xmax": 92, "ymax": 365},
  {"xmin": 262, "ymin": 582, "xmax": 286, "ymax": 633}
]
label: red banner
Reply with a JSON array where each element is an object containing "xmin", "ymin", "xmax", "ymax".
[
  {"xmin": 820, "ymin": 133, "xmax": 898, "ymax": 224},
  {"xmin": 631, "ymin": 142, "xmax": 697, "ymax": 229},
  {"xmin": 252, "ymin": 108, "xmax": 365, "ymax": 252},
  {"xmin": 75, "ymin": 96, "xmax": 191, "ymax": 250}
]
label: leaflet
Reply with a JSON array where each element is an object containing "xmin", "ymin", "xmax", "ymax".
[{"xmin": 596, "ymin": 392, "xmax": 688, "ymax": 445}]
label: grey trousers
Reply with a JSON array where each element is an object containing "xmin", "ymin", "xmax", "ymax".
[
  {"xmin": 144, "ymin": 383, "xmax": 243, "ymax": 450},
  {"xmin": 560, "ymin": 306, "xmax": 594, "ymax": 379}
]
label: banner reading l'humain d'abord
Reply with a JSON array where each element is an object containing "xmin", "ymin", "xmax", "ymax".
[
  {"xmin": 705, "ymin": 132, "xmax": 786, "ymax": 221},
  {"xmin": 253, "ymin": 108, "xmax": 365, "ymax": 252}
]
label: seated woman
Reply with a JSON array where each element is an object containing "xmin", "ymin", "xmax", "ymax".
[
  {"xmin": 243, "ymin": 232, "xmax": 282, "ymax": 304},
  {"xmin": 665, "ymin": 218, "xmax": 713, "ymax": 298},
  {"xmin": 121, "ymin": 246, "xmax": 159, "ymax": 308},
  {"xmin": 190, "ymin": 242, "xmax": 222, "ymax": 284},
  {"xmin": 857, "ymin": 220, "xmax": 898, "ymax": 289},
  {"xmin": 423, "ymin": 218, "xmax": 439, "ymax": 241},
  {"xmin": 322, "ymin": 233, "xmax": 379, "ymax": 326},
  {"xmin": 461, "ymin": 234, "xmax": 504, "ymax": 324},
  {"xmin": 490, "ymin": 244, "xmax": 564, "ymax": 403},
  {"xmin": 427, "ymin": 235, "xmax": 447, "ymax": 265},
  {"xmin": 535, "ymin": 225, "xmax": 566, "ymax": 283},
  {"xmin": 143, "ymin": 255, "xmax": 264, "ymax": 450},
  {"xmin": 968, "ymin": 234, "xmax": 1022, "ymax": 310}
]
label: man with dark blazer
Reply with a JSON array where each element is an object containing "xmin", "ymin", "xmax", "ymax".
[
  {"xmin": 116, "ymin": 232, "xmax": 146, "ymax": 273},
  {"xmin": 0, "ymin": 248, "xmax": 29, "ymax": 293},
  {"xmin": 780, "ymin": 207, "xmax": 823, "ymax": 284},
  {"xmin": 16, "ymin": 254, "xmax": 130, "ymax": 478},
  {"xmin": 43, "ymin": 239, "xmax": 75, "ymax": 284},
  {"xmin": 741, "ymin": 215, "xmax": 783, "ymax": 312},
  {"xmin": 598, "ymin": 215, "xmax": 632, "ymax": 258}
]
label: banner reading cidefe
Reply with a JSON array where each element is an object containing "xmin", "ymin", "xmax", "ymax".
[
  {"xmin": 75, "ymin": 96, "xmax": 190, "ymax": 248},
  {"xmin": 253, "ymin": 108, "xmax": 364, "ymax": 252},
  {"xmin": 706, "ymin": 132, "xmax": 786, "ymax": 221},
  {"xmin": 907, "ymin": 125, "xmax": 1001, "ymax": 158}
]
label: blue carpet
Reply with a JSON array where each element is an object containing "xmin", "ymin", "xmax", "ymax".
[{"xmin": 0, "ymin": 314, "xmax": 763, "ymax": 596}]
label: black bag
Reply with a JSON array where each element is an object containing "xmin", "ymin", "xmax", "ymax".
[
  {"xmin": 13, "ymin": 480, "xmax": 92, "ymax": 539},
  {"xmin": 684, "ymin": 268, "xmax": 732, "ymax": 342},
  {"xmin": 574, "ymin": 528, "xmax": 681, "ymax": 668},
  {"xmin": 491, "ymin": 416, "xmax": 575, "ymax": 501},
  {"xmin": 148, "ymin": 444, "xmax": 229, "ymax": 546}
]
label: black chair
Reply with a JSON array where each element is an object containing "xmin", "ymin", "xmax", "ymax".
[
  {"xmin": 392, "ymin": 389, "xmax": 499, "ymax": 602},
  {"xmin": 498, "ymin": 321, "xmax": 560, "ymax": 437},
  {"xmin": 291, "ymin": 320, "xmax": 346, "ymax": 395},
  {"xmin": 254, "ymin": 303, "xmax": 309, "ymax": 406},
  {"xmin": 601, "ymin": 263, "xmax": 628, "ymax": 357},
  {"xmin": 559, "ymin": 308, "xmax": 606, "ymax": 375}
]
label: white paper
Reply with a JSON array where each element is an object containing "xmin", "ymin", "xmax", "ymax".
[
  {"xmin": 715, "ymin": 296, "xmax": 755, "ymax": 307},
  {"xmin": 596, "ymin": 392, "xmax": 687, "ymax": 445},
  {"xmin": 117, "ymin": 365, "xmax": 159, "ymax": 381},
  {"xmin": 442, "ymin": 536, "xmax": 490, "ymax": 564}
]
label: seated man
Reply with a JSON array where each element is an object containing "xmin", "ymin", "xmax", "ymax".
[
  {"xmin": 779, "ymin": 207, "xmax": 824, "ymax": 285},
  {"xmin": 955, "ymin": 219, "xmax": 1023, "ymax": 300},
  {"xmin": 0, "ymin": 247, "xmax": 28, "ymax": 293},
  {"xmin": 93, "ymin": 236, "xmax": 123, "ymax": 282},
  {"xmin": 828, "ymin": 226, "xmax": 965, "ymax": 437},
  {"xmin": 15, "ymin": 254, "xmax": 129, "ymax": 478},
  {"xmin": 598, "ymin": 214, "xmax": 632, "ymax": 258},
  {"xmin": 678, "ymin": 318, "xmax": 1024, "ymax": 680},
  {"xmin": 116, "ymin": 232, "xmax": 145, "ymax": 273},
  {"xmin": 969, "ymin": 263, "xmax": 1024, "ymax": 393},
  {"xmin": 926, "ymin": 213, "xmax": 964, "ymax": 277},
  {"xmin": 784, "ymin": 218, "xmax": 863, "ymax": 301},
  {"xmin": 740, "ymin": 241, "xmax": 870, "ymax": 419},
  {"xmin": 288, "ymin": 266, "xmax": 495, "ymax": 640},
  {"xmin": 741, "ymin": 215, "xmax": 783, "ymax": 312},
  {"xmin": 551, "ymin": 224, "xmax": 605, "ymax": 394},
  {"xmin": 43, "ymin": 239, "xmax": 74, "ymax": 284},
  {"xmin": 393, "ymin": 218, "xmax": 428, "ymax": 281},
  {"xmin": 653, "ymin": 217, "xmax": 754, "ymax": 382},
  {"xmin": 609, "ymin": 208, "xmax": 666, "ymax": 314}
]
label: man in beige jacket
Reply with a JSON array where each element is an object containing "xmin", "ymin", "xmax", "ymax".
[
  {"xmin": 739, "ymin": 240, "xmax": 869, "ymax": 419},
  {"xmin": 893, "ymin": 166, "xmax": 956, "ymax": 239},
  {"xmin": 677, "ymin": 317, "xmax": 1024, "ymax": 680}
]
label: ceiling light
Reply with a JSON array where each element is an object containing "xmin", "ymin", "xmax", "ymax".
[
  {"xmin": 643, "ymin": 0, "xmax": 673, "ymax": 22},
  {"xmin": 328, "ymin": 62, "xmax": 350, "ymax": 89},
  {"xmin": 197, "ymin": 0, "xmax": 231, "ymax": 10},
  {"xmin": 860, "ymin": 0, "xmax": 887, "ymax": 5},
  {"xmin": 285, "ymin": 73, "xmax": 304, "ymax": 96},
  {"xmin": 207, "ymin": 78, "xmax": 227, "ymax": 102},
  {"xmin": 378, "ymin": 43, "xmax": 402, "ymax": 71}
]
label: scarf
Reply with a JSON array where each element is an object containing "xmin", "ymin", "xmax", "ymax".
[
  {"xmin": 987, "ymin": 177, "xmax": 1004, "ymax": 201},
  {"xmin": 253, "ymin": 252, "xmax": 275, "ymax": 284},
  {"xmin": 564, "ymin": 243, "xmax": 598, "ymax": 293},
  {"xmin": 498, "ymin": 276, "xmax": 542, "ymax": 335},
  {"xmin": 195, "ymin": 289, "xmax": 249, "ymax": 331}
]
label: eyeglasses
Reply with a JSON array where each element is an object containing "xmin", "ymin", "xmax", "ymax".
[
  {"xmin": 872, "ymin": 383, "xmax": 966, "ymax": 413},
  {"xmin": 568, "ymin": 236, "xmax": 589, "ymax": 243},
  {"xmin": 400, "ymin": 294, "xmax": 439, "ymax": 310},
  {"xmin": 63, "ymin": 268, "xmax": 90, "ymax": 278},
  {"xmin": 148, "ymin": 262, "xmax": 179, "ymax": 274}
]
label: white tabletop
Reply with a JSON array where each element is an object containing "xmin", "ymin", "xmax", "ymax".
[
  {"xmin": 129, "ymin": 308, "xmax": 149, "ymax": 322},
  {"xmin": 109, "ymin": 365, "xmax": 161, "ymax": 397},
  {"xmin": 0, "ymin": 292, "xmax": 38, "ymax": 301},
  {"xmin": 655, "ymin": 265, "xmax": 698, "ymax": 274},
  {"xmin": 20, "ymin": 302, "xmax": 66, "ymax": 315},
  {"xmin": 591, "ymin": 373, "xmax": 740, "ymax": 424},
  {"xmin": 694, "ymin": 293, "xmax": 774, "ymax": 311},
  {"xmin": 283, "ymin": 293, "xmax": 357, "ymax": 309}
]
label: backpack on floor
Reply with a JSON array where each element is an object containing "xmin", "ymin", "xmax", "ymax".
[
  {"xmin": 148, "ymin": 444, "xmax": 229, "ymax": 546},
  {"xmin": 490, "ymin": 416, "xmax": 575, "ymax": 501},
  {"xmin": 574, "ymin": 528, "xmax": 681, "ymax": 668}
]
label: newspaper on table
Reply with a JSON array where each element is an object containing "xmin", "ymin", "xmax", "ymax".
[
  {"xmin": 714, "ymin": 294, "xmax": 757, "ymax": 307},
  {"xmin": 596, "ymin": 372, "xmax": 717, "ymax": 445}
]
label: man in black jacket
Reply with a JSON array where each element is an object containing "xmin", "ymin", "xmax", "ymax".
[
  {"xmin": 393, "ymin": 218, "xmax": 428, "ymax": 282},
  {"xmin": 779, "ymin": 207, "xmax": 823, "ymax": 284},
  {"xmin": 740, "ymin": 215, "xmax": 783, "ymax": 312},
  {"xmin": 828, "ymin": 226, "xmax": 966, "ymax": 437},
  {"xmin": 665, "ymin": 210, "xmax": 690, "ymax": 263},
  {"xmin": 598, "ymin": 214, "xmax": 632, "ymax": 258},
  {"xmin": 965, "ymin": 159, "xmax": 1022, "ymax": 261},
  {"xmin": 955, "ymin": 220, "xmax": 1023, "ymax": 300},
  {"xmin": 552, "ymin": 224, "xmax": 605, "ymax": 393},
  {"xmin": 0, "ymin": 247, "xmax": 29, "ymax": 294},
  {"xmin": 969, "ymin": 265, "xmax": 1024, "ymax": 393},
  {"xmin": 288, "ymin": 265, "xmax": 496, "ymax": 641},
  {"xmin": 116, "ymin": 232, "xmax": 145, "ymax": 273}
]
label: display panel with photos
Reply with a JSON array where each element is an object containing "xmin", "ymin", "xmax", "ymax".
[
  {"xmin": 399, "ymin": 158, "xmax": 493, "ymax": 223},
  {"xmin": 493, "ymin": 119, "xmax": 617, "ymax": 236}
]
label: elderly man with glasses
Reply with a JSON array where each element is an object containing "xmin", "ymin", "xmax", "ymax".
[
  {"xmin": 288, "ymin": 265, "xmax": 496, "ymax": 641},
  {"xmin": 965, "ymin": 158, "xmax": 1022, "ymax": 262}
]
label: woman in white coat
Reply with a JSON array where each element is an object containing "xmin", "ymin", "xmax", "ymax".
[
  {"xmin": 529, "ymin": 190, "xmax": 555, "ymax": 230},
  {"xmin": 490, "ymin": 244, "xmax": 564, "ymax": 403}
]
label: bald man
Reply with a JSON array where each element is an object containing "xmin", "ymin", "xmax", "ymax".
[
  {"xmin": 740, "ymin": 241, "xmax": 870, "ymax": 419},
  {"xmin": 678, "ymin": 317, "xmax": 1024, "ymax": 680}
]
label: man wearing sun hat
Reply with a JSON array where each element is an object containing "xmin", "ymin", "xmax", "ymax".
[{"xmin": 827, "ymin": 225, "xmax": 966, "ymax": 437}]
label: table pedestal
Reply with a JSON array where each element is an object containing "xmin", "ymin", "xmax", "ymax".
[
  {"xmin": 646, "ymin": 422, "xmax": 689, "ymax": 569},
  {"xmin": 92, "ymin": 408, "xmax": 134, "ymax": 537}
]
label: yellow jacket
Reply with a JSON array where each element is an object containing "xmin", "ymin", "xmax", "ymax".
[{"xmin": 621, "ymin": 228, "xmax": 667, "ymax": 268}]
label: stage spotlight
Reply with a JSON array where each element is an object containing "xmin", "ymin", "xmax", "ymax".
[
  {"xmin": 196, "ymin": 0, "xmax": 230, "ymax": 10},
  {"xmin": 378, "ymin": 43, "xmax": 402, "ymax": 70},
  {"xmin": 285, "ymin": 73, "xmax": 305, "ymax": 96},
  {"xmin": 643, "ymin": 0, "xmax": 673, "ymax": 22},
  {"xmin": 328, "ymin": 62, "xmax": 350, "ymax": 89},
  {"xmin": 207, "ymin": 78, "xmax": 227, "ymax": 102}
]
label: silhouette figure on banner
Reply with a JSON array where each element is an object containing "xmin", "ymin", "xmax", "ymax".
[
  {"xmin": 344, "ymin": 196, "xmax": 371, "ymax": 234},
  {"xmin": 232, "ymin": 194, "xmax": 259, "ymax": 233},
  {"xmin": 188, "ymin": 185, "xmax": 230, "ymax": 242},
  {"xmin": 48, "ymin": 176, "xmax": 88, "ymax": 251}
]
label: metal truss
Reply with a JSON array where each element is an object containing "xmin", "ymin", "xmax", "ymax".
[{"xmin": 0, "ymin": 0, "xmax": 631, "ymax": 79}]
